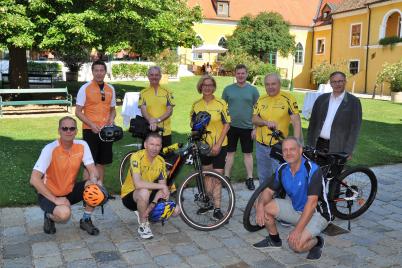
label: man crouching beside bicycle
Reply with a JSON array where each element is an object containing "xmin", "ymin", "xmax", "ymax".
[
  {"xmin": 253, "ymin": 137, "xmax": 331, "ymax": 260},
  {"xmin": 120, "ymin": 132, "xmax": 180, "ymax": 239}
]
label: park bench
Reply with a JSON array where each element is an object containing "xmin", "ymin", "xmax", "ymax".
[
  {"xmin": 0, "ymin": 87, "xmax": 72, "ymax": 117},
  {"xmin": 1, "ymin": 72, "xmax": 56, "ymax": 88}
]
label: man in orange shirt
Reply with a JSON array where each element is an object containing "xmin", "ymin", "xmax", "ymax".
[
  {"xmin": 30, "ymin": 116, "xmax": 101, "ymax": 235},
  {"xmin": 76, "ymin": 60, "xmax": 116, "ymax": 183}
]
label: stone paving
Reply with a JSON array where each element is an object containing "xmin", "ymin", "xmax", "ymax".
[{"xmin": 1, "ymin": 163, "xmax": 402, "ymax": 268}]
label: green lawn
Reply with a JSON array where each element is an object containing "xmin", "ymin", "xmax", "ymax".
[{"xmin": 1, "ymin": 76, "xmax": 402, "ymax": 207}]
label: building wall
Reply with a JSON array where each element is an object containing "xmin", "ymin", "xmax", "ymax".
[{"xmin": 312, "ymin": 27, "xmax": 332, "ymax": 67}]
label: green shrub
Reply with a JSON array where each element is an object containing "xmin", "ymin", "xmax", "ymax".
[
  {"xmin": 311, "ymin": 61, "xmax": 350, "ymax": 85},
  {"xmin": 379, "ymin": 36, "xmax": 402, "ymax": 46},
  {"xmin": 377, "ymin": 60, "xmax": 402, "ymax": 92},
  {"xmin": 152, "ymin": 49, "xmax": 179, "ymax": 76},
  {"xmin": 281, "ymin": 79, "xmax": 290, "ymax": 88},
  {"xmin": 112, "ymin": 63, "xmax": 148, "ymax": 78},
  {"xmin": 27, "ymin": 61, "xmax": 62, "ymax": 73}
]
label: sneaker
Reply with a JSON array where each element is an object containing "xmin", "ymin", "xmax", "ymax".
[
  {"xmin": 43, "ymin": 214, "xmax": 56, "ymax": 234},
  {"xmin": 278, "ymin": 219, "xmax": 292, "ymax": 227},
  {"xmin": 307, "ymin": 236, "xmax": 324, "ymax": 260},
  {"xmin": 253, "ymin": 236, "xmax": 282, "ymax": 249},
  {"xmin": 212, "ymin": 208, "xmax": 224, "ymax": 220},
  {"xmin": 196, "ymin": 204, "xmax": 213, "ymax": 215},
  {"xmin": 245, "ymin": 178, "xmax": 255, "ymax": 190},
  {"xmin": 80, "ymin": 218, "xmax": 100, "ymax": 236},
  {"xmin": 138, "ymin": 221, "xmax": 153, "ymax": 239}
]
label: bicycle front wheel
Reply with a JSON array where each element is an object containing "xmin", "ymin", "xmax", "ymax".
[
  {"xmin": 328, "ymin": 166, "xmax": 377, "ymax": 220},
  {"xmin": 177, "ymin": 171, "xmax": 235, "ymax": 231},
  {"xmin": 119, "ymin": 151, "xmax": 136, "ymax": 186},
  {"xmin": 243, "ymin": 183, "xmax": 266, "ymax": 232}
]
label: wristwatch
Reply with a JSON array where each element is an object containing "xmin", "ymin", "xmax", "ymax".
[{"xmin": 157, "ymin": 118, "xmax": 161, "ymax": 123}]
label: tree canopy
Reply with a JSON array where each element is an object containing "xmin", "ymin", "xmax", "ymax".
[
  {"xmin": 0, "ymin": 0, "xmax": 202, "ymax": 87},
  {"xmin": 227, "ymin": 12, "xmax": 295, "ymax": 62}
]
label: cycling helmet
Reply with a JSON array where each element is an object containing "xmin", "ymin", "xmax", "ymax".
[
  {"xmin": 99, "ymin": 125, "xmax": 123, "ymax": 142},
  {"xmin": 149, "ymin": 200, "xmax": 176, "ymax": 223},
  {"xmin": 83, "ymin": 184, "xmax": 109, "ymax": 207},
  {"xmin": 191, "ymin": 111, "xmax": 211, "ymax": 131}
]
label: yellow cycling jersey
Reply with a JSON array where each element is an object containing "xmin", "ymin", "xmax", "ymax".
[
  {"xmin": 121, "ymin": 149, "xmax": 167, "ymax": 198},
  {"xmin": 253, "ymin": 91, "xmax": 299, "ymax": 145},
  {"xmin": 190, "ymin": 97, "xmax": 231, "ymax": 147},
  {"xmin": 138, "ymin": 86, "xmax": 175, "ymax": 136}
]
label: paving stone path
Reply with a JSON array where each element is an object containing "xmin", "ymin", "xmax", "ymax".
[{"xmin": 1, "ymin": 163, "xmax": 402, "ymax": 268}]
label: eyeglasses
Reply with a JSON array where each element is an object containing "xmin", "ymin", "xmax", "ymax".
[
  {"xmin": 61, "ymin": 127, "xmax": 77, "ymax": 132},
  {"xmin": 202, "ymin": 84, "xmax": 215, "ymax": 88},
  {"xmin": 100, "ymin": 88, "xmax": 105, "ymax": 101}
]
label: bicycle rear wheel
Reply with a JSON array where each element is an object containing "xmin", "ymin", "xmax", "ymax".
[
  {"xmin": 243, "ymin": 183, "xmax": 266, "ymax": 232},
  {"xmin": 177, "ymin": 171, "xmax": 235, "ymax": 231},
  {"xmin": 328, "ymin": 166, "xmax": 377, "ymax": 220},
  {"xmin": 119, "ymin": 151, "xmax": 136, "ymax": 186}
]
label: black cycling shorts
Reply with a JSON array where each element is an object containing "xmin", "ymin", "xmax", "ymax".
[
  {"xmin": 227, "ymin": 126, "xmax": 254, "ymax": 153},
  {"xmin": 83, "ymin": 129, "xmax": 113, "ymax": 165},
  {"xmin": 122, "ymin": 190, "xmax": 158, "ymax": 211},
  {"xmin": 200, "ymin": 146, "xmax": 227, "ymax": 170},
  {"xmin": 38, "ymin": 181, "xmax": 86, "ymax": 214}
]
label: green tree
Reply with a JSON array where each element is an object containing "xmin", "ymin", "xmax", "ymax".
[
  {"xmin": 227, "ymin": 12, "xmax": 295, "ymax": 62},
  {"xmin": 0, "ymin": 0, "xmax": 202, "ymax": 87}
]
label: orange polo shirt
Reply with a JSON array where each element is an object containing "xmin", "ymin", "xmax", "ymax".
[
  {"xmin": 33, "ymin": 140, "xmax": 94, "ymax": 196},
  {"xmin": 76, "ymin": 81, "xmax": 116, "ymax": 129}
]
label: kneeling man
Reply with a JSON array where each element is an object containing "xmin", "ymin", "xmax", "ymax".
[
  {"xmin": 253, "ymin": 137, "xmax": 331, "ymax": 260},
  {"xmin": 121, "ymin": 132, "xmax": 178, "ymax": 239},
  {"xmin": 30, "ymin": 116, "xmax": 101, "ymax": 235}
]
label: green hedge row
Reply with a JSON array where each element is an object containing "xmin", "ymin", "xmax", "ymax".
[{"xmin": 112, "ymin": 63, "xmax": 148, "ymax": 78}]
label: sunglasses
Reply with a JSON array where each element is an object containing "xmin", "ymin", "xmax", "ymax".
[
  {"xmin": 61, "ymin": 127, "xmax": 77, "ymax": 132},
  {"xmin": 100, "ymin": 88, "xmax": 105, "ymax": 101}
]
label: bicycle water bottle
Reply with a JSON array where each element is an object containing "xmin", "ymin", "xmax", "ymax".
[{"xmin": 162, "ymin": 143, "xmax": 183, "ymax": 154}]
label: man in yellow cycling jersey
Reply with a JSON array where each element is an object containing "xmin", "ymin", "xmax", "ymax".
[
  {"xmin": 121, "ymin": 132, "xmax": 177, "ymax": 239},
  {"xmin": 252, "ymin": 73, "xmax": 302, "ymax": 184},
  {"xmin": 139, "ymin": 66, "xmax": 175, "ymax": 148}
]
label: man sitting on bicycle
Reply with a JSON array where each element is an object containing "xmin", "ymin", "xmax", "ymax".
[
  {"xmin": 253, "ymin": 137, "xmax": 331, "ymax": 260},
  {"xmin": 120, "ymin": 132, "xmax": 179, "ymax": 239}
]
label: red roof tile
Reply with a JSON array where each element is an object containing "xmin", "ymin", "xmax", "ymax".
[{"xmin": 188, "ymin": 0, "xmax": 321, "ymax": 27}]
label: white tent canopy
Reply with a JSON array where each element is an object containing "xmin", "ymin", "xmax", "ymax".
[{"xmin": 192, "ymin": 44, "xmax": 228, "ymax": 53}]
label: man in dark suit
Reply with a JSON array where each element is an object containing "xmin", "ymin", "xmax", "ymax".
[{"xmin": 307, "ymin": 72, "xmax": 362, "ymax": 159}]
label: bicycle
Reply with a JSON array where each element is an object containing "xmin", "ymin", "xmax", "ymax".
[
  {"xmin": 119, "ymin": 128, "xmax": 236, "ymax": 231},
  {"xmin": 243, "ymin": 130, "xmax": 377, "ymax": 232}
]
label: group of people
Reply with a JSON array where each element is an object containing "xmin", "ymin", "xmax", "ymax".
[{"xmin": 30, "ymin": 60, "xmax": 362, "ymax": 260}]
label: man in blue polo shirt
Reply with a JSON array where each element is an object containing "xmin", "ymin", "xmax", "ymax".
[{"xmin": 253, "ymin": 137, "xmax": 330, "ymax": 260}]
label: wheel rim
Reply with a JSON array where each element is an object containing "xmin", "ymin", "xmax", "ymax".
[{"xmin": 178, "ymin": 172, "xmax": 235, "ymax": 230}]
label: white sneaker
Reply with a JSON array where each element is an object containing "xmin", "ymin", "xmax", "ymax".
[{"xmin": 138, "ymin": 221, "xmax": 153, "ymax": 239}]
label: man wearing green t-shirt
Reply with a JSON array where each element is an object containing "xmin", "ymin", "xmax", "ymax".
[{"xmin": 222, "ymin": 64, "xmax": 259, "ymax": 190}]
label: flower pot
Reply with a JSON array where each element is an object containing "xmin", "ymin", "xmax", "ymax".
[
  {"xmin": 391, "ymin": 92, "xmax": 402, "ymax": 103},
  {"xmin": 66, "ymin": 71, "xmax": 78, "ymax": 82}
]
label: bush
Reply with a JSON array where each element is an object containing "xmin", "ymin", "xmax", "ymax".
[
  {"xmin": 152, "ymin": 49, "xmax": 179, "ymax": 76},
  {"xmin": 311, "ymin": 61, "xmax": 350, "ymax": 85},
  {"xmin": 27, "ymin": 61, "xmax": 62, "ymax": 73},
  {"xmin": 112, "ymin": 63, "xmax": 148, "ymax": 79},
  {"xmin": 379, "ymin": 36, "xmax": 402, "ymax": 46},
  {"xmin": 377, "ymin": 60, "xmax": 402, "ymax": 92},
  {"xmin": 221, "ymin": 52, "xmax": 278, "ymax": 82},
  {"xmin": 281, "ymin": 79, "xmax": 290, "ymax": 88}
]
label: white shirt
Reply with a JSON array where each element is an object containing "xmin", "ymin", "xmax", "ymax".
[{"xmin": 319, "ymin": 91, "xmax": 345, "ymax": 139}]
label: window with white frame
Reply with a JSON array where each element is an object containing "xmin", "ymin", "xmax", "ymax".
[
  {"xmin": 193, "ymin": 36, "xmax": 203, "ymax": 60},
  {"xmin": 349, "ymin": 60, "xmax": 359, "ymax": 75},
  {"xmin": 267, "ymin": 51, "xmax": 277, "ymax": 66},
  {"xmin": 316, "ymin": 39, "xmax": 325, "ymax": 54},
  {"xmin": 217, "ymin": 2, "xmax": 229, "ymax": 17},
  {"xmin": 351, "ymin": 24, "xmax": 362, "ymax": 47},
  {"xmin": 295, "ymin": 43, "xmax": 304, "ymax": 64}
]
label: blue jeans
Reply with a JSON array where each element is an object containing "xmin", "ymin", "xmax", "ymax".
[{"xmin": 256, "ymin": 142, "xmax": 280, "ymax": 184}]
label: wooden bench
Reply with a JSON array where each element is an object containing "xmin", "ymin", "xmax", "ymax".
[
  {"xmin": 1, "ymin": 73, "xmax": 55, "ymax": 88},
  {"xmin": 0, "ymin": 88, "xmax": 72, "ymax": 116}
]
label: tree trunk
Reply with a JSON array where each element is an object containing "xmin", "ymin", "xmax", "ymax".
[{"xmin": 9, "ymin": 46, "xmax": 29, "ymax": 89}]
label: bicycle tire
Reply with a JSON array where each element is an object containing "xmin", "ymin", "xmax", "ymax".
[
  {"xmin": 328, "ymin": 166, "xmax": 377, "ymax": 220},
  {"xmin": 119, "ymin": 150, "xmax": 137, "ymax": 186},
  {"xmin": 177, "ymin": 171, "xmax": 235, "ymax": 231},
  {"xmin": 243, "ymin": 183, "xmax": 266, "ymax": 232}
]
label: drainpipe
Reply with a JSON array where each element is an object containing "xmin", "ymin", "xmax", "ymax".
[
  {"xmin": 330, "ymin": 20, "xmax": 334, "ymax": 64},
  {"xmin": 310, "ymin": 28, "xmax": 315, "ymax": 85},
  {"xmin": 364, "ymin": 5, "xmax": 372, "ymax": 94}
]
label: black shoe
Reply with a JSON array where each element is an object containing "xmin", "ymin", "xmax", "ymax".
[
  {"xmin": 196, "ymin": 204, "xmax": 214, "ymax": 215},
  {"xmin": 212, "ymin": 208, "xmax": 224, "ymax": 220},
  {"xmin": 245, "ymin": 178, "xmax": 255, "ymax": 190},
  {"xmin": 253, "ymin": 236, "xmax": 282, "ymax": 249},
  {"xmin": 307, "ymin": 236, "xmax": 324, "ymax": 260},
  {"xmin": 80, "ymin": 218, "xmax": 100, "ymax": 236},
  {"xmin": 43, "ymin": 214, "xmax": 56, "ymax": 234}
]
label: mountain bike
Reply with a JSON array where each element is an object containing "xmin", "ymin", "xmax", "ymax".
[
  {"xmin": 119, "ymin": 129, "xmax": 235, "ymax": 231},
  {"xmin": 243, "ymin": 130, "xmax": 377, "ymax": 232}
]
